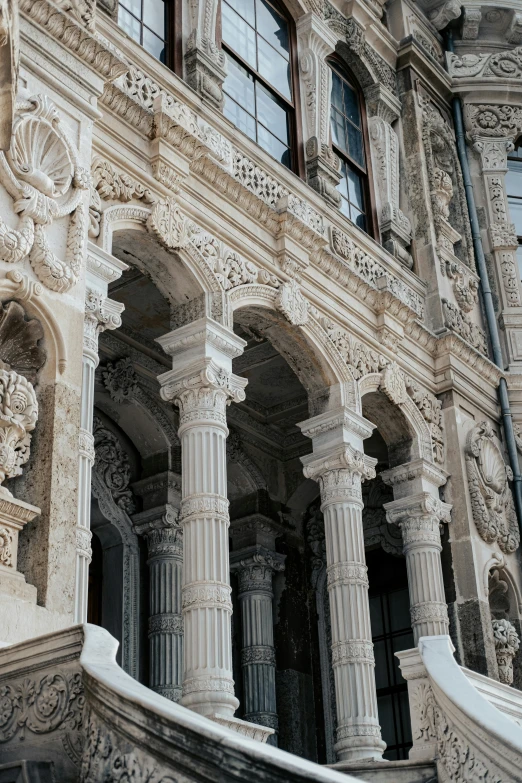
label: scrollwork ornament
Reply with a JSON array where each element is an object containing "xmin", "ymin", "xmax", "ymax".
[
  {"xmin": 0, "ymin": 367, "xmax": 37, "ymax": 492},
  {"xmin": 0, "ymin": 95, "xmax": 89, "ymax": 292},
  {"xmin": 465, "ymin": 422, "xmax": 520, "ymax": 553},
  {"xmin": 492, "ymin": 618, "xmax": 520, "ymax": 685}
]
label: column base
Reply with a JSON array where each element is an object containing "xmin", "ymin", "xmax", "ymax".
[
  {"xmin": 334, "ymin": 733, "xmax": 387, "ymax": 763},
  {"xmin": 208, "ymin": 714, "xmax": 275, "ymax": 743}
]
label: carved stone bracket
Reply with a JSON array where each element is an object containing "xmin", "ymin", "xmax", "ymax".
[
  {"xmin": 492, "ymin": 618, "xmax": 520, "ymax": 685},
  {"xmin": 185, "ymin": 0, "xmax": 226, "ymax": 109},
  {"xmin": 297, "ymin": 13, "xmax": 341, "ymax": 208}
]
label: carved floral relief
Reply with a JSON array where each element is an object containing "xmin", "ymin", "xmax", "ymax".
[{"xmin": 465, "ymin": 422, "xmax": 520, "ymax": 553}]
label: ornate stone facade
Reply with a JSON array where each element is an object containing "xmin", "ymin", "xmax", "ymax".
[{"xmin": 1, "ymin": 0, "xmax": 522, "ymax": 780}]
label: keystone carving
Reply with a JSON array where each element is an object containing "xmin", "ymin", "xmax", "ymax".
[
  {"xmin": 465, "ymin": 422, "xmax": 520, "ymax": 553},
  {"xmin": 0, "ymin": 95, "xmax": 89, "ymax": 292}
]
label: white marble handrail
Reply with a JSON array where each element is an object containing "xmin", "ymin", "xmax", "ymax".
[
  {"xmin": 419, "ymin": 635, "xmax": 522, "ymax": 782},
  {"xmin": 462, "ymin": 664, "xmax": 522, "ymax": 726},
  {"xmin": 80, "ymin": 623, "xmax": 363, "ymax": 782}
]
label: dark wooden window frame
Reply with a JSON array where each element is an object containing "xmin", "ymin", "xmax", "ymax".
[
  {"xmin": 219, "ymin": 0, "xmax": 305, "ymax": 178},
  {"xmin": 117, "ymin": 0, "xmax": 182, "ymax": 76},
  {"xmin": 328, "ymin": 56, "xmax": 379, "ymax": 240}
]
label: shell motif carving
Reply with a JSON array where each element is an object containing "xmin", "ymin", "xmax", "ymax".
[
  {"xmin": 465, "ymin": 422, "xmax": 520, "ymax": 553},
  {"xmin": 0, "ymin": 94, "xmax": 88, "ymax": 292}
]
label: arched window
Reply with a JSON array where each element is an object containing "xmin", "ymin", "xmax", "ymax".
[
  {"xmin": 221, "ymin": 0, "xmax": 300, "ymax": 172},
  {"xmin": 329, "ymin": 61, "xmax": 373, "ymax": 235},
  {"xmin": 118, "ymin": 0, "xmax": 179, "ymax": 68}
]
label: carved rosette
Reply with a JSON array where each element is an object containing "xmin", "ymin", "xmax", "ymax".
[
  {"xmin": 0, "ymin": 95, "xmax": 89, "ymax": 292},
  {"xmin": 0, "ymin": 368, "xmax": 37, "ymax": 490},
  {"xmin": 492, "ymin": 618, "xmax": 520, "ymax": 685},
  {"xmin": 465, "ymin": 422, "xmax": 520, "ymax": 553}
]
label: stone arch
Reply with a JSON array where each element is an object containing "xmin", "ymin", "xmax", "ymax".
[
  {"xmin": 358, "ymin": 369, "xmax": 434, "ymax": 467},
  {"xmin": 98, "ymin": 204, "xmax": 223, "ymax": 310},
  {"xmin": 229, "ymin": 283, "xmax": 357, "ymax": 412}
]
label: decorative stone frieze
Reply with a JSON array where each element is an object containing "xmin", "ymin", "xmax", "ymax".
[
  {"xmin": 297, "ymin": 13, "xmax": 341, "ymax": 208},
  {"xmin": 492, "ymin": 619, "xmax": 520, "ymax": 686},
  {"xmin": 382, "ymin": 459, "xmax": 451, "ymax": 643},
  {"xmin": 442, "ymin": 298, "xmax": 487, "ymax": 354},
  {"xmin": 0, "ymin": 367, "xmax": 37, "ymax": 491},
  {"xmin": 231, "ymin": 546, "xmax": 285, "ymax": 743},
  {"xmin": 54, "ymin": 0, "xmax": 95, "ymax": 31},
  {"xmin": 300, "ymin": 407, "xmax": 385, "ymax": 762},
  {"xmin": 157, "ymin": 318, "xmax": 247, "ymax": 723},
  {"xmin": 92, "ymin": 157, "xmax": 154, "ymax": 204},
  {"xmin": 465, "ymin": 421, "xmax": 520, "ymax": 554},
  {"xmin": 448, "ymin": 48, "xmax": 522, "ymax": 80},
  {"xmin": 0, "ymin": 94, "xmax": 89, "ymax": 292}
]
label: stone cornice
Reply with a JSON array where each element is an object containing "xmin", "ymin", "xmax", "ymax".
[{"xmin": 20, "ymin": 0, "xmax": 128, "ymax": 84}]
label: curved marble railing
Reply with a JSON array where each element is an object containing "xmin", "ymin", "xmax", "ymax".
[
  {"xmin": 418, "ymin": 635, "xmax": 522, "ymax": 782},
  {"xmin": 82, "ymin": 624, "xmax": 367, "ymax": 782}
]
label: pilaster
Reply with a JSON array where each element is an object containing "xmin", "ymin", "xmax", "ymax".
[
  {"xmin": 299, "ymin": 407, "xmax": 386, "ymax": 762},
  {"xmin": 74, "ymin": 243, "xmax": 126, "ymax": 624},
  {"xmin": 296, "ymin": 13, "xmax": 342, "ymax": 208},
  {"xmin": 382, "ymin": 459, "xmax": 452, "ymax": 644}
]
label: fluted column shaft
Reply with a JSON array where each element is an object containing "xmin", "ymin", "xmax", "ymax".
[
  {"xmin": 231, "ymin": 548, "xmax": 285, "ymax": 744},
  {"xmin": 74, "ymin": 246, "xmax": 126, "ymax": 623},
  {"xmin": 299, "ymin": 409, "xmax": 386, "ymax": 762},
  {"xmin": 157, "ymin": 318, "xmax": 247, "ymax": 719},
  {"xmin": 383, "ymin": 490, "xmax": 451, "ymax": 644},
  {"xmin": 135, "ymin": 507, "xmax": 183, "ymax": 701}
]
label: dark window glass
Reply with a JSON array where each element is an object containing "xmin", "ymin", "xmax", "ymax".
[
  {"xmin": 507, "ymin": 147, "xmax": 522, "ymax": 279},
  {"xmin": 367, "ymin": 548, "xmax": 414, "ymax": 761},
  {"xmin": 330, "ymin": 65, "xmax": 369, "ymax": 232},
  {"xmin": 222, "ymin": 0, "xmax": 294, "ymax": 170},
  {"xmin": 119, "ymin": 0, "xmax": 166, "ymax": 62}
]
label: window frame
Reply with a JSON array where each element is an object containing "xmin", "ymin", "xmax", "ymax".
[
  {"xmin": 219, "ymin": 0, "xmax": 305, "ymax": 178},
  {"xmin": 328, "ymin": 57, "xmax": 379, "ymax": 239},
  {"xmin": 117, "ymin": 0, "xmax": 182, "ymax": 75}
]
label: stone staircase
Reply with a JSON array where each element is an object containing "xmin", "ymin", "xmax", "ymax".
[
  {"xmin": 0, "ymin": 627, "xmax": 521, "ymax": 782},
  {"xmin": 331, "ymin": 760, "xmax": 437, "ymax": 783}
]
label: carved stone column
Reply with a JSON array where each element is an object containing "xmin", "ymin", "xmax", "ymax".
[
  {"xmin": 382, "ymin": 459, "xmax": 452, "ymax": 644},
  {"xmin": 365, "ymin": 84, "xmax": 412, "ymax": 267},
  {"xmin": 134, "ymin": 503, "xmax": 183, "ymax": 701},
  {"xmin": 296, "ymin": 13, "xmax": 342, "ymax": 208},
  {"xmin": 157, "ymin": 318, "xmax": 248, "ymax": 721},
  {"xmin": 185, "ymin": 0, "xmax": 227, "ymax": 109},
  {"xmin": 74, "ymin": 243, "xmax": 126, "ymax": 624},
  {"xmin": 230, "ymin": 546, "xmax": 285, "ymax": 744},
  {"xmin": 299, "ymin": 408, "xmax": 386, "ymax": 762}
]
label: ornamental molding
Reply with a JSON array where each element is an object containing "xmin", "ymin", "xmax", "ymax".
[
  {"xmin": 19, "ymin": 0, "xmax": 127, "ymax": 82},
  {"xmin": 0, "ymin": 95, "xmax": 89, "ymax": 293},
  {"xmin": 442, "ymin": 299, "xmax": 487, "ymax": 354},
  {"xmin": 92, "ymin": 157, "xmax": 154, "ymax": 204},
  {"xmin": 0, "ymin": 367, "xmax": 37, "ymax": 493},
  {"xmin": 54, "ymin": 0, "xmax": 95, "ymax": 31},
  {"xmin": 465, "ymin": 421, "xmax": 520, "ymax": 553},
  {"xmin": 0, "ymin": 670, "xmax": 84, "ymax": 763},
  {"xmin": 93, "ymin": 416, "xmax": 135, "ymax": 515},
  {"xmin": 448, "ymin": 48, "xmax": 522, "ymax": 80},
  {"xmin": 84, "ymin": 288, "xmax": 123, "ymax": 356},
  {"xmin": 464, "ymin": 104, "xmax": 522, "ymax": 141},
  {"xmin": 80, "ymin": 712, "xmax": 177, "ymax": 783},
  {"xmin": 492, "ymin": 618, "xmax": 520, "ymax": 685}
]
